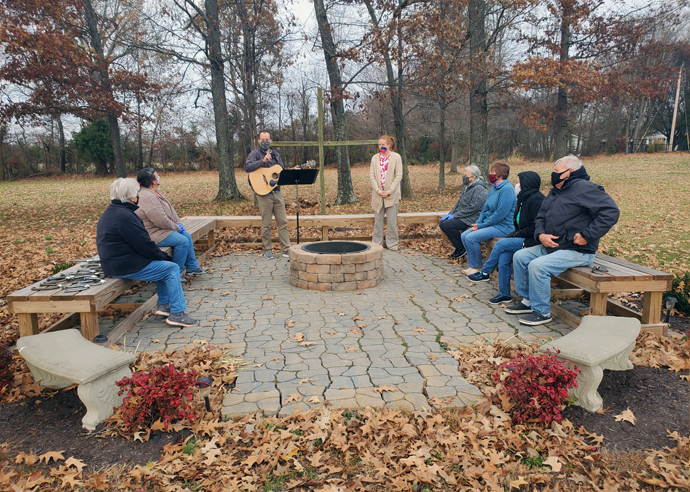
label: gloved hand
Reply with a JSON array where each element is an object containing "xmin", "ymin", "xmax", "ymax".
[
  {"xmin": 441, "ymin": 214, "xmax": 453, "ymax": 221},
  {"xmin": 178, "ymin": 223, "xmax": 186, "ymax": 233}
]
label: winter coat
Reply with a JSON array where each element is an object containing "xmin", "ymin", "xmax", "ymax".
[
  {"xmin": 369, "ymin": 151, "xmax": 403, "ymax": 213},
  {"xmin": 476, "ymin": 179, "xmax": 516, "ymax": 236},
  {"xmin": 509, "ymin": 171, "xmax": 544, "ymax": 248},
  {"xmin": 534, "ymin": 166, "xmax": 620, "ymax": 254},
  {"xmin": 96, "ymin": 201, "xmax": 170, "ymax": 277},
  {"xmin": 135, "ymin": 187, "xmax": 182, "ymax": 244},
  {"xmin": 449, "ymin": 178, "xmax": 488, "ymax": 225}
]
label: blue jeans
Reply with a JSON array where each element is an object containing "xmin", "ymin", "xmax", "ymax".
[
  {"xmin": 480, "ymin": 237, "xmax": 524, "ymax": 297},
  {"xmin": 157, "ymin": 231, "xmax": 200, "ymax": 275},
  {"xmin": 122, "ymin": 261, "xmax": 187, "ymax": 314},
  {"xmin": 513, "ymin": 245, "xmax": 595, "ymax": 316},
  {"xmin": 461, "ymin": 226, "xmax": 505, "ymax": 268}
]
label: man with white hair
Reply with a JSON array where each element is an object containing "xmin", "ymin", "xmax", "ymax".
[
  {"xmin": 96, "ymin": 178, "xmax": 199, "ymax": 327},
  {"xmin": 505, "ymin": 155, "xmax": 620, "ymax": 326}
]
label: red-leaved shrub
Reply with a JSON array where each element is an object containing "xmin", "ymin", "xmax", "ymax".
[
  {"xmin": 116, "ymin": 363, "xmax": 196, "ymax": 431},
  {"xmin": 494, "ymin": 351, "xmax": 579, "ymax": 424}
]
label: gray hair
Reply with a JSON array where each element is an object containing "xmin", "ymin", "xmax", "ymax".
[
  {"xmin": 464, "ymin": 165, "xmax": 482, "ymax": 179},
  {"xmin": 555, "ymin": 155, "xmax": 583, "ymax": 171},
  {"xmin": 109, "ymin": 178, "xmax": 140, "ymax": 202}
]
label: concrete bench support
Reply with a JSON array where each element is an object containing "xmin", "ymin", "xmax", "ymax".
[
  {"xmin": 540, "ymin": 316, "xmax": 640, "ymax": 412},
  {"xmin": 17, "ymin": 330, "xmax": 135, "ymax": 430}
]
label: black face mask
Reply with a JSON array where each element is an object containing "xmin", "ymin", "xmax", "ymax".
[
  {"xmin": 462, "ymin": 176, "xmax": 470, "ymax": 186},
  {"xmin": 551, "ymin": 171, "xmax": 567, "ymax": 187}
]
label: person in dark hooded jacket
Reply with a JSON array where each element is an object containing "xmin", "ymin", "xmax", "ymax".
[
  {"xmin": 467, "ymin": 171, "xmax": 544, "ymax": 304},
  {"xmin": 505, "ymin": 155, "xmax": 620, "ymax": 326}
]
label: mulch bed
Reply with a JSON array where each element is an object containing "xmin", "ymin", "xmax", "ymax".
[{"xmin": 0, "ymin": 366, "xmax": 687, "ymax": 471}]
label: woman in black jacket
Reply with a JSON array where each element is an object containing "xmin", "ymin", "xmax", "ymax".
[{"xmin": 467, "ymin": 171, "xmax": 544, "ymax": 304}]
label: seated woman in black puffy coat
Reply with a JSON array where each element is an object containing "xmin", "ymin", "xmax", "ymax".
[{"xmin": 466, "ymin": 171, "xmax": 544, "ymax": 304}]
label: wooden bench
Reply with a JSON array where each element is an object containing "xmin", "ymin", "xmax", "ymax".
[
  {"xmin": 197, "ymin": 212, "xmax": 447, "ymax": 243},
  {"xmin": 7, "ymin": 217, "xmax": 217, "ymax": 342},
  {"xmin": 540, "ymin": 316, "xmax": 640, "ymax": 412},
  {"xmin": 484, "ymin": 238, "xmax": 673, "ymax": 335},
  {"xmin": 18, "ymin": 329, "xmax": 135, "ymax": 430}
]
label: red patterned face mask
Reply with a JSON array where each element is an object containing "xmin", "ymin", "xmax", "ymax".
[{"xmin": 488, "ymin": 173, "xmax": 497, "ymax": 184}]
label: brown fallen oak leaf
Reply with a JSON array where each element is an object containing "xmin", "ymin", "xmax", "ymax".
[
  {"xmin": 350, "ymin": 328, "xmax": 362, "ymax": 335},
  {"xmin": 373, "ymin": 386, "xmax": 398, "ymax": 393},
  {"xmin": 428, "ymin": 353, "xmax": 437, "ymax": 362},
  {"xmin": 293, "ymin": 332, "xmax": 305, "ymax": 342},
  {"xmin": 428, "ymin": 397, "xmax": 443, "ymax": 406},
  {"xmin": 413, "ymin": 328, "xmax": 427, "ymax": 333},
  {"xmin": 338, "ymin": 313, "xmax": 345, "ymax": 316},
  {"xmin": 326, "ymin": 330, "xmax": 337, "ymax": 336},
  {"xmin": 65, "ymin": 457, "xmax": 87, "ymax": 472},
  {"xmin": 39, "ymin": 451, "xmax": 65, "ymax": 464},
  {"xmin": 285, "ymin": 394, "xmax": 301, "ymax": 404},
  {"xmin": 220, "ymin": 291, "xmax": 232, "ymax": 296},
  {"xmin": 287, "ymin": 320, "xmax": 296, "ymax": 328},
  {"xmin": 308, "ymin": 396, "xmax": 321, "ymax": 403},
  {"xmin": 544, "ymin": 455, "xmax": 562, "ymax": 472},
  {"xmin": 345, "ymin": 346, "xmax": 358, "ymax": 352},
  {"xmin": 509, "ymin": 476, "xmax": 529, "ymax": 490},
  {"xmin": 298, "ymin": 378, "xmax": 315, "ymax": 385},
  {"xmin": 377, "ymin": 316, "xmax": 387, "ymax": 320},
  {"xmin": 352, "ymin": 316, "xmax": 364, "ymax": 321},
  {"xmin": 614, "ymin": 408, "xmax": 637, "ymax": 425},
  {"xmin": 262, "ymin": 296, "xmax": 275, "ymax": 300},
  {"xmin": 300, "ymin": 341, "xmax": 316, "ymax": 347},
  {"xmin": 357, "ymin": 324, "xmax": 367, "ymax": 329}
]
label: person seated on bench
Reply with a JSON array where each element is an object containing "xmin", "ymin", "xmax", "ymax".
[
  {"xmin": 505, "ymin": 155, "xmax": 620, "ymax": 326},
  {"xmin": 460, "ymin": 161, "xmax": 516, "ymax": 276},
  {"xmin": 135, "ymin": 168, "xmax": 207, "ymax": 280},
  {"xmin": 96, "ymin": 178, "xmax": 199, "ymax": 328},
  {"xmin": 438, "ymin": 165, "xmax": 488, "ymax": 259},
  {"xmin": 467, "ymin": 171, "xmax": 544, "ymax": 304}
]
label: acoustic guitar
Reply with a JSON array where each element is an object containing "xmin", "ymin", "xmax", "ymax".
[{"xmin": 248, "ymin": 160, "xmax": 316, "ymax": 196}]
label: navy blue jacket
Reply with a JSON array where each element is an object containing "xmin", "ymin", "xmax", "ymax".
[
  {"xmin": 96, "ymin": 201, "xmax": 170, "ymax": 277},
  {"xmin": 534, "ymin": 166, "xmax": 620, "ymax": 254}
]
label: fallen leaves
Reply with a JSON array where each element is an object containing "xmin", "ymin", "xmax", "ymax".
[
  {"xmin": 285, "ymin": 394, "xmax": 301, "ymax": 404},
  {"xmin": 373, "ymin": 385, "xmax": 397, "ymax": 393},
  {"xmin": 614, "ymin": 408, "xmax": 637, "ymax": 425}
]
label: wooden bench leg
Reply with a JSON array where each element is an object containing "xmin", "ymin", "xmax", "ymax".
[
  {"xmin": 206, "ymin": 229, "xmax": 215, "ymax": 248},
  {"xmin": 589, "ymin": 293, "xmax": 609, "ymax": 316},
  {"xmin": 322, "ymin": 226, "xmax": 328, "ymax": 241},
  {"xmin": 80, "ymin": 312, "xmax": 99, "ymax": 342},
  {"xmin": 18, "ymin": 313, "xmax": 40, "ymax": 337},
  {"xmin": 641, "ymin": 291, "xmax": 663, "ymax": 325}
]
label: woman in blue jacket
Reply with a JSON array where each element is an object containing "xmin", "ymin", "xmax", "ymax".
[{"xmin": 460, "ymin": 161, "xmax": 516, "ymax": 276}]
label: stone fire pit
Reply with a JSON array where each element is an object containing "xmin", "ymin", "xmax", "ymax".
[{"xmin": 289, "ymin": 241, "xmax": 383, "ymax": 291}]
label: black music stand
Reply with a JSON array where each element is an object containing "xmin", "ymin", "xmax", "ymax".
[{"xmin": 277, "ymin": 168, "xmax": 319, "ymax": 244}]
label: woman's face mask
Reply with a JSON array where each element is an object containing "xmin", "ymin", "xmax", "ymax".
[
  {"xmin": 379, "ymin": 145, "xmax": 388, "ymax": 153},
  {"xmin": 462, "ymin": 175, "xmax": 471, "ymax": 186},
  {"xmin": 488, "ymin": 173, "xmax": 498, "ymax": 184}
]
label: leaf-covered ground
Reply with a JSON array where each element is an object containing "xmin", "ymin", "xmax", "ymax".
[{"xmin": 0, "ymin": 332, "xmax": 688, "ymax": 491}]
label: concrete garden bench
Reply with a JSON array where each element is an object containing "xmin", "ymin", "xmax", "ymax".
[
  {"xmin": 17, "ymin": 329, "xmax": 135, "ymax": 430},
  {"xmin": 540, "ymin": 315, "xmax": 641, "ymax": 412}
]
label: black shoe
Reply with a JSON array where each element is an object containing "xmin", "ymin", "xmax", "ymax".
[
  {"xmin": 489, "ymin": 295, "xmax": 512, "ymax": 305},
  {"xmin": 467, "ymin": 271, "xmax": 490, "ymax": 282},
  {"xmin": 186, "ymin": 267, "xmax": 208, "ymax": 276},
  {"xmin": 518, "ymin": 312, "xmax": 552, "ymax": 326},
  {"xmin": 450, "ymin": 249, "xmax": 466, "ymax": 259},
  {"xmin": 504, "ymin": 301, "xmax": 533, "ymax": 314}
]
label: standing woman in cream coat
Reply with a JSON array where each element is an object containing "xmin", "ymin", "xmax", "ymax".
[{"xmin": 370, "ymin": 135, "xmax": 403, "ymax": 250}]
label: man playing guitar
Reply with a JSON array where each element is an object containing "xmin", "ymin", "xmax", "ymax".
[{"xmin": 244, "ymin": 131, "xmax": 291, "ymax": 259}]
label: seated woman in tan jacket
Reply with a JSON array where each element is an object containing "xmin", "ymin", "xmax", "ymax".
[
  {"xmin": 370, "ymin": 135, "xmax": 403, "ymax": 250},
  {"xmin": 135, "ymin": 168, "xmax": 206, "ymax": 279}
]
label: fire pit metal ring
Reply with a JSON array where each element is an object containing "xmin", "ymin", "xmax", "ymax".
[{"xmin": 301, "ymin": 241, "xmax": 371, "ymax": 255}]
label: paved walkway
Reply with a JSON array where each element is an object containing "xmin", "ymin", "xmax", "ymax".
[{"xmin": 101, "ymin": 249, "xmax": 572, "ymax": 417}]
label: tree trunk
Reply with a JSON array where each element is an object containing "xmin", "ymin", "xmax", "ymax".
[
  {"xmin": 314, "ymin": 0, "xmax": 357, "ymax": 205},
  {"xmin": 56, "ymin": 115, "xmax": 66, "ymax": 173},
  {"xmin": 206, "ymin": 0, "xmax": 243, "ymax": 200},
  {"xmin": 450, "ymin": 136, "xmax": 459, "ymax": 174},
  {"xmin": 438, "ymin": 103, "xmax": 446, "ymax": 189},
  {"xmin": 553, "ymin": 6, "xmax": 571, "ymax": 160},
  {"xmin": 632, "ymin": 98, "xmax": 648, "ymax": 152},
  {"xmin": 363, "ymin": 0, "xmax": 412, "ymax": 198},
  {"xmin": 0, "ymin": 125, "xmax": 5, "ymax": 181},
  {"xmin": 82, "ymin": 0, "xmax": 126, "ymax": 177},
  {"xmin": 137, "ymin": 97, "xmax": 144, "ymax": 169},
  {"xmin": 469, "ymin": 0, "xmax": 489, "ymax": 178}
]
